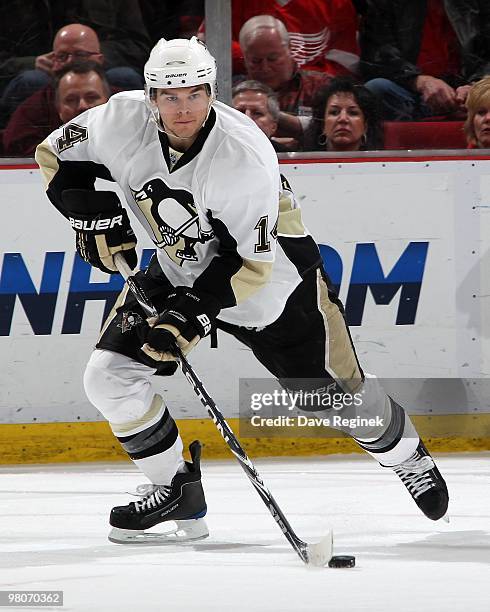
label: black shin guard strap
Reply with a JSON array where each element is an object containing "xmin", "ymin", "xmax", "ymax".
[{"xmin": 117, "ymin": 408, "xmax": 178, "ymax": 459}]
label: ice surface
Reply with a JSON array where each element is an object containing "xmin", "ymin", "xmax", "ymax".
[{"xmin": 0, "ymin": 453, "xmax": 488, "ymax": 612}]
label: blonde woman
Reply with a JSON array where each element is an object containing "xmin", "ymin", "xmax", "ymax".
[{"xmin": 465, "ymin": 76, "xmax": 490, "ymax": 148}]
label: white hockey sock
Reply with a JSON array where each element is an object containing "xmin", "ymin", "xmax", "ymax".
[
  {"xmin": 364, "ymin": 420, "xmax": 419, "ymax": 467},
  {"xmin": 133, "ymin": 436, "xmax": 187, "ymax": 485},
  {"xmin": 109, "ymin": 396, "xmax": 186, "ymax": 485},
  {"xmin": 355, "ymin": 398, "xmax": 420, "ymax": 467}
]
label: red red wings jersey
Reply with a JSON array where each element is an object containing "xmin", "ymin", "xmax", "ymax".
[{"xmin": 231, "ymin": 0, "xmax": 359, "ymax": 75}]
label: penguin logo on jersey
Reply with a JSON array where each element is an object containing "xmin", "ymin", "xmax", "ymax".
[
  {"xmin": 117, "ymin": 311, "xmax": 144, "ymax": 333},
  {"xmin": 131, "ymin": 178, "xmax": 214, "ymax": 265}
]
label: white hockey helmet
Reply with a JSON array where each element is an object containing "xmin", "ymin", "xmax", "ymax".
[{"xmin": 144, "ymin": 37, "xmax": 217, "ymax": 99}]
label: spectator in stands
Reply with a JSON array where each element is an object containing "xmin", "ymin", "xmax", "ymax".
[
  {"xmin": 38, "ymin": 24, "xmax": 105, "ymax": 79},
  {"xmin": 1, "ymin": 3, "xmax": 149, "ymax": 119},
  {"xmin": 307, "ymin": 76, "xmax": 382, "ymax": 151},
  {"xmin": 55, "ymin": 63, "xmax": 111, "ymax": 124},
  {"xmin": 199, "ymin": 0, "xmax": 360, "ymax": 77},
  {"xmin": 465, "ymin": 76, "xmax": 490, "ymax": 149},
  {"xmin": 232, "ymin": 80, "xmax": 292, "ymax": 152},
  {"xmin": 360, "ymin": 0, "xmax": 490, "ymax": 121},
  {"xmin": 140, "ymin": 1, "xmax": 204, "ymax": 43},
  {"xmin": 3, "ymin": 62, "xmax": 111, "ymax": 157},
  {"xmin": 238, "ymin": 15, "xmax": 332, "ymax": 147}
]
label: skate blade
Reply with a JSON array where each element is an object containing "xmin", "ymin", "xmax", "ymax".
[
  {"xmin": 108, "ymin": 518, "xmax": 209, "ymax": 545},
  {"xmin": 306, "ymin": 530, "xmax": 334, "ymax": 567}
]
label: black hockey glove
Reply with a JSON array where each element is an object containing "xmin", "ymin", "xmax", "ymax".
[
  {"xmin": 142, "ymin": 287, "xmax": 221, "ymax": 362},
  {"xmin": 62, "ymin": 190, "xmax": 137, "ymax": 275}
]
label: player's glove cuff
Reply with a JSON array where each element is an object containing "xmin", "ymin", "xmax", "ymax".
[
  {"xmin": 63, "ymin": 190, "xmax": 137, "ymax": 275},
  {"xmin": 141, "ymin": 287, "xmax": 221, "ymax": 362},
  {"xmin": 160, "ymin": 287, "xmax": 221, "ymax": 340}
]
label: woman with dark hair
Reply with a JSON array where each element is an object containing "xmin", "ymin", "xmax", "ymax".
[{"xmin": 307, "ymin": 76, "xmax": 383, "ymax": 151}]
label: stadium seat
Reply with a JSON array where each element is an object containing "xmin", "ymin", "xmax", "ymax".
[{"xmin": 383, "ymin": 121, "xmax": 466, "ymax": 150}]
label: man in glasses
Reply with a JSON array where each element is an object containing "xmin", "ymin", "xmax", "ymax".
[
  {"xmin": 39, "ymin": 24, "xmax": 143, "ymax": 91},
  {"xmin": 1, "ymin": 24, "xmax": 145, "ymax": 123}
]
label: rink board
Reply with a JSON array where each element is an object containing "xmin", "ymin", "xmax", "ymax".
[
  {"xmin": 1, "ymin": 414, "xmax": 489, "ymax": 464},
  {"xmin": 1, "ymin": 155, "xmax": 490, "ymax": 461}
]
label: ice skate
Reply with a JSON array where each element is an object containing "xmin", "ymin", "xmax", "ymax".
[
  {"xmin": 109, "ymin": 440, "xmax": 209, "ymax": 544},
  {"xmin": 389, "ymin": 440, "xmax": 448, "ymax": 521}
]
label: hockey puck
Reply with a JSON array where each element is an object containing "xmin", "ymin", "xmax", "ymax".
[{"xmin": 328, "ymin": 555, "xmax": 356, "ymax": 568}]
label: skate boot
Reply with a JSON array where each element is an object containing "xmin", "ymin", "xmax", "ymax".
[
  {"xmin": 389, "ymin": 440, "xmax": 448, "ymax": 521},
  {"xmin": 108, "ymin": 440, "xmax": 209, "ymax": 544}
]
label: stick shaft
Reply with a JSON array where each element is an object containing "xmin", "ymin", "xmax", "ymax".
[{"xmin": 174, "ymin": 344, "xmax": 309, "ymax": 562}]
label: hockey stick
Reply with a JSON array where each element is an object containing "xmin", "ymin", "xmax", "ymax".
[{"xmin": 113, "ymin": 252, "xmax": 333, "ymax": 566}]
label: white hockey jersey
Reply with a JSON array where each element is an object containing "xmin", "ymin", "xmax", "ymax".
[{"xmin": 36, "ymin": 91, "xmax": 321, "ymax": 327}]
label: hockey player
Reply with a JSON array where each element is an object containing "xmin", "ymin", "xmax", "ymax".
[{"xmin": 36, "ymin": 37, "xmax": 448, "ymax": 544}]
